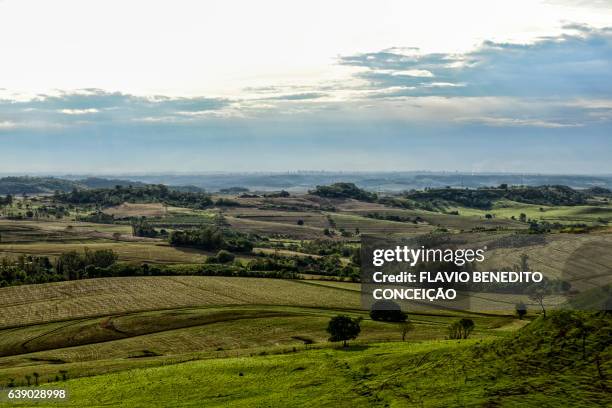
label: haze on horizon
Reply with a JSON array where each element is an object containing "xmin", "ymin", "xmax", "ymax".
[{"xmin": 1, "ymin": 0, "xmax": 611, "ymax": 174}]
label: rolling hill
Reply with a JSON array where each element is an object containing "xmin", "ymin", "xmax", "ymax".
[{"xmin": 5, "ymin": 311, "xmax": 609, "ymax": 407}]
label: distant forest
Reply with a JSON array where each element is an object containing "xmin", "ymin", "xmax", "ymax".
[
  {"xmin": 310, "ymin": 182, "xmax": 608, "ymax": 209},
  {"xmin": 1, "ymin": 172, "xmax": 612, "ymax": 195},
  {"xmin": 1, "ymin": 177, "xmax": 610, "ymax": 212},
  {"xmin": 0, "ymin": 176, "xmax": 202, "ymax": 195}
]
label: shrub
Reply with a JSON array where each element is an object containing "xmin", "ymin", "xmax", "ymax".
[
  {"xmin": 216, "ymin": 250, "xmax": 235, "ymax": 264},
  {"xmin": 516, "ymin": 302, "xmax": 527, "ymax": 319}
]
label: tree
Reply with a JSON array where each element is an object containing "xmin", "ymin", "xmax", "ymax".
[
  {"xmin": 527, "ymin": 280, "xmax": 552, "ymax": 318},
  {"xmin": 515, "ymin": 302, "xmax": 527, "ymax": 319},
  {"xmin": 84, "ymin": 248, "xmax": 118, "ymax": 268},
  {"xmin": 326, "ymin": 315, "xmax": 361, "ymax": 347},
  {"xmin": 25, "ymin": 375, "xmax": 31, "ymax": 386},
  {"xmin": 448, "ymin": 318, "xmax": 475, "ymax": 339},
  {"xmin": 297, "ymin": 219, "xmax": 304, "ymax": 226},
  {"xmin": 519, "ymin": 213, "xmax": 527, "ymax": 222},
  {"xmin": 131, "ymin": 217, "xmax": 158, "ymax": 237},
  {"xmin": 519, "ymin": 253, "xmax": 530, "ymax": 272},
  {"xmin": 459, "ymin": 318, "xmax": 475, "ymax": 338},
  {"xmin": 33, "ymin": 372, "xmax": 39, "ymax": 386},
  {"xmin": 401, "ymin": 321, "xmax": 414, "ymax": 341},
  {"xmin": 55, "ymin": 251, "xmax": 85, "ymax": 280},
  {"xmin": 448, "ymin": 322, "xmax": 462, "ymax": 339}
]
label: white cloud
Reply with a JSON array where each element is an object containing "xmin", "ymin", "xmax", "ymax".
[
  {"xmin": 456, "ymin": 116, "xmax": 582, "ymax": 128},
  {"xmin": 424, "ymin": 82, "xmax": 465, "ymax": 88},
  {"xmin": 373, "ymin": 69, "xmax": 434, "ymax": 77},
  {"xmin": 59, "ymin": 108, "xmax": 99, "ymax": 115}
]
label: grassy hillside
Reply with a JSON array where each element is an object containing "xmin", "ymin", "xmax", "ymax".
[
  {"xmin": 6, "ymin": 311, "xmax": 608, "ymax": 407},
  {"xmin": 0, "ymin": 306, "xmax": 509, "ymax": 386},
  {"xmin": 0, "ymin": 276, "xmax": 519, "ymax": 398},
  {"xmin": 450, "ymin": 199, "xmax": 612, "ymax": 225}
]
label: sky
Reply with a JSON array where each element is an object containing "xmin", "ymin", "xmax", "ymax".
[{"xmin": 1, "ymin": 0, "xmax": 611, "ymax": 174}]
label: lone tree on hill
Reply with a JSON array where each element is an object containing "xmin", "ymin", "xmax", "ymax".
[
  {"xmin": 327, "ymin": 315, "xmax": 361, "ymax": 347},
  {"xmin": 401, "ymin": 320, "xmax": 414, "ymax": 341},
  {"xmin": 459, "ymin": 318, "xmax": 475, "ymax": 338},
  {"xmin": 448, "ymin": 318, "xmax": 475, "ymax": 339},
  {"xmin": 527, "ymin": 280, "xmax": 553, "ymax": 318}
]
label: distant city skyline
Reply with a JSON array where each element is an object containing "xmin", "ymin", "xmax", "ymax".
[{"xmin": 1, "ymin": 0, "xmax": 611, "ymax": 173}]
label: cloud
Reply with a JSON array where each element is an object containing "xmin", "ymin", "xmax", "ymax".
[
  {"xmin": 546, "ymin": 0, "xmax": 612, "ymax": 8},
  {"xmin": 0, "ymin": 89, "xmax": 230, "ymax": 129},
  {"xmin": 59, "ymin": 108, "xmax": 99, "ymax": 115},
  {"xmin": 0, "ymin": 27, "xmax": 611, "ymax": 133},
  {"xmin": 263, "ymin": 92, "xmax": 328, "ymax": 101},
  {"xmin": 338, "ymin": 26, "xmax": 612, "ymax": 99},
  {"xmin": 456, "ymin": 116, "xmax": 582, "ymax": 128}
]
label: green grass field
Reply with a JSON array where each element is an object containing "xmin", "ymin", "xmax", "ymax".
[
  {"xmin": 0, "ymin": 276, "xmax": 517, "ymax": 395},
  {"xmin": 5, "ymin": 312, "xmax": 610, "ymax": 408},
  {"xmin": 450, "ymin": 199, "xmax": 612, "ymax": 225}
]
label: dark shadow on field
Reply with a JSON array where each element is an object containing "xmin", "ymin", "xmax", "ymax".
[{"xmin": 336, "ymin": 345, "xmax": 370, "ymax": 352}]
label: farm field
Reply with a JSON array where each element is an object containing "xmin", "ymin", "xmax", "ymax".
[
  {"xmin": 482, "ymin": 232, "xmax": 612, "ymax": 273},
  {"xmin": 0, "ymin": 183, "xmax": 610, "ymax": 406},
  {"xmin": 0, "ymin": 277, "xmax": 364, "ymax": 327},
  {"xmin": 0, "ymin": 276, "xmax": 518, "ymax": 393},
  {"xmin": 0, "ymin": 242, "xmax": 209, "ymax": 264},
  {"xmin": 338, "ymin": 205, "xmax": 525, "ymax": 232},
  {"xmin": 226, "ymin": 216, "xmax": 326, "ymax": 240},
  {"xmin": 103, "ymin": 202, "xmax": 169, "ymax": 218},
  {"xmin": 6, "ymin": 311, "xmax": 611, "ymax": 408},
  {"xmin": 0, "ymin": 219, "xmax": 134, "ymax": 242}
]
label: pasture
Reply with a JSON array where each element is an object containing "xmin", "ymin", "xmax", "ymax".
[
  {"xmin": 450, "ymin": 199, "xmax": 612, "ymax": 225},
  {"xmin": 0, "ymin": 276, "xmax": 517, "ymax": 391},
  {"xmin": 6, "ymin": 311, "xmax": 610, "ymax": 408}
]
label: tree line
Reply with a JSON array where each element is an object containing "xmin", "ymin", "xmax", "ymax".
[
  {"xmin": 403, "ymin": 185, "xmax": 590, "ymax": 210},
  {"xmin": 0, "ymin": 248, "xmax": 117, "ymax": 287},
  {"xmin": 54, "ymin": 184, "xmax": 213, "ymax": 209}
]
